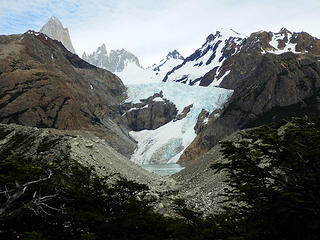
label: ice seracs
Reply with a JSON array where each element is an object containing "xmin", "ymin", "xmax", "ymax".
[{"xmin": 126, "ymin": 82, "xmax": 233, "ymax": 165}]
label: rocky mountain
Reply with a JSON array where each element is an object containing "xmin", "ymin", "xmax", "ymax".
[
  {"xmin": 0, "ymin": 30, "xmax": 135, "ymax": 156},
  {"xmin": 163, "ymin": 29, "xmax": 246, "ymax": 86},
  {"xmin": 82, "ymin": 44, "xmax": 142, "ymax": 73},
  {"xmin": 179, "ymin": 28, "xmax": 320, "ymax": 164},
  {"xmin": 151, "ymin": 50, "xmax": 184, "ymax": 72},
  {"xmin": 40, "ymin": 16, "xmax": 76, "ymax": 54},
  {"xmin": 116, "ymin": 50, "xmax": 184, "ymax": 85}
]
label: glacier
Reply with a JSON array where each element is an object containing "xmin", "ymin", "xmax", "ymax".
[{"xmin": 125, "ymin": 82, "xmax": 233, "ymax": 165}]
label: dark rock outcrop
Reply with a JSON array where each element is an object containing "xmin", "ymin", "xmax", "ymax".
[
  {"xmin": 174, "ymin": 104, "xmax": 193, "ymax": 121},
  {"xmin": 121, "ymin": 93, "xmax": 178, "ymax": 131},
  {"xmin": 193, "ymin": 109, "xmax": 210, "ymax": 134},
  {"xmin": 0, "ymin": 31, "xmax": 135, "ymax": 156},
  {"xmin": 179, "ymin": 29, "xmax": 320, "ymax": 164}
]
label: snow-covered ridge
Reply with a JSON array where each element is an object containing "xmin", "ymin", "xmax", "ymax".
[
  {"xmin": 126, "ymin": 82, "xmax": 233, "ymax": 164},
  {"xmin": 262, "ymin": 29, "xmax": 301, "ymax": 55},
  {"xmin": 163, "ymin": 28, "xmax": 246, "ymax": 87},
  {"xmin": 26, "ymin": 30, "xmax": 49, "ymax": 40},
  {"xmin": 152, "ymin": 50, "xmax": 184, "ymax": 71},
  {"xmin": 116, "ymin": 50, "xmax": 184, "ymax": 85}
]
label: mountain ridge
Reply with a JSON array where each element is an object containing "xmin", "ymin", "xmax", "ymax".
[
  {"xmin": 179, "ymin": 28, "xmax": 320, "ymax": 164},
  {"xmin": 0, "ymin": 30, "xmax": 136, "ymax": 157},
  {"xmin": 163, "ymin": 28, "xmax": 246, "ymax": 86},
  {"xmin": 82, "ymin": 44, "xmax": 142, "ymax": 73},
  {"xmin": 116, "ymin": 50, "xmax": 184, "ymax": 85}
]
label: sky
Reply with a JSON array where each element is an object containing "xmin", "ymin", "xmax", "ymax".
[{"xmin": 1, "ymin": 0, "xmax": 320, "ymax": 67}]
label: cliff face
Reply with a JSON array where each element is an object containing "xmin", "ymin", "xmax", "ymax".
[
  {"xmin": 179, "ymin": 29, "xmax": 320, "ymax": 164},
  {"xmin": 0, "ymin": 31, "xmax": 135, "ymax": 156},
  {"xmin": 120, "ymin": 92, "xmax": 178, "ymax": 131},
  {"xmin": 40, "ymin": 16, "xmax": 76, "ymax": 54}
]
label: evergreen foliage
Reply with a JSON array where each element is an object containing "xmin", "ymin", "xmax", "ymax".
[
  {"xmin": 211, "ymin": 118, "xmax": 320, "ymax": 239},
  {"xmin": 1, "ymin": 118, "xmax": 320, "ymax": 239}
]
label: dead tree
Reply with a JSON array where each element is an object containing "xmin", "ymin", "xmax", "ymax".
[{"xmin": 0, "ymin": 170, "xmax": 60, "ymax": 221}]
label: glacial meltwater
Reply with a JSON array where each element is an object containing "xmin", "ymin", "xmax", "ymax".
[{"xmin": 141, "ymin": 163, "xmax": 184, "ymax": 176}]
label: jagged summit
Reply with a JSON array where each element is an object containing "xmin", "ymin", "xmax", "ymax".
[
  {"xmin": 40, "ymin": 16, "xmax": 76, "ymax": 54},
  {"xmin": 82, "ymin": 43, "xmax": 108, "ymax": 60},
  {"xmin": 279, "ymin": 27, "xmax": 291, "ymax": 34},
  {"xmin": 82, "ymin": 45, "xmax": 141, "ymax": 73},
  {"xmin": 244, "ymin": 28, "xmax": 320, "ymax": 56},
  {"xmin": 98, "ymin": 43, "xmax": 108, "ymax": 54},
  {"xmin": 152, "ymin": 50, "xmax": 184, "ymax": 72},
  {"xmin": 166, "ymin": 50, "xmax": 184, "ymax": 60},
  {"xmin": 163, "ymin": 29, "xmax": 246, "ymax": 86}
]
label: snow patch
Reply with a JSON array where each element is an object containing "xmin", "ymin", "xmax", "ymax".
[
  {"xmin": 122, "ymin": 104, "xmax": 149, "ymax": 116},
  {"xmin": 153, "ymin": 97, "xmax": 164, "ymax": 102},
  {"xmin": 262, "ymin": 32, "xmax": 301, "ymax": 55},
  {"xmin": 116, "ymin": 55, "xmax": 183, "ymax": 85}
]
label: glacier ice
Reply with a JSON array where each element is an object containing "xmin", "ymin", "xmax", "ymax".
[{"xmin": 126, "ymin": 82, "xmax": 233, "ymax": 165}]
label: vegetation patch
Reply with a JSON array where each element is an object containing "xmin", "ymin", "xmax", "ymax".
[
  {"xmin": 1, "ymin": 118, "xmax": 319, "ymax": 239},
  {"xmin": 37, "ymin": 136, "xmax": 60, "ymax": 153}
]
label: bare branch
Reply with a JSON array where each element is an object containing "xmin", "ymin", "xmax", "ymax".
[{"xmin": 0, "ymin": 170, "xmax": 60, "ymax": 220}]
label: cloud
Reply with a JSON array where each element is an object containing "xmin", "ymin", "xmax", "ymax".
[{"xmin": 0, "ymin": 0, "xmax": 319, "ymax": 66}]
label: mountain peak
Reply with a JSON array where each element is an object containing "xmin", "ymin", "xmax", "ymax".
[
  {"xmin": 166, "ymin": 50, "xmax": 184, "ymax": 60},
  {"xmin": 278, "ymin": 27, "xmax": 292, "ymax": 34},
  {"xmin": 219, "ymin": 28, "xmax": 242, "ymax": 35},
  {"xmin": 40, "ymin": 16, "xmax": 76, "ymax": 54},
  {"xmin": 49, "ymin": 15, "xmax": 59, "ymax": 22},
  {"xmin": 83, "ymin": 46, "xmax": 141, "ymax": 72},
  {"xmin": 97, "ymin": 43, "xmax": 107, "ymax": 55}
]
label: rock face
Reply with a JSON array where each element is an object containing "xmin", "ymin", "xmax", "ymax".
[
  {"xmin": 82, "ymin": 45, "xmax": 142, "ymax": 73},
  {"xmin": 175, "ymin": 104, "xmax": 193, "ymax": 121},
  {"xmin": 163, "ymin": 29, "xmax": 246, "ymax": 86},
  {"xmin": 179, "ymin": 29, "xmax": 320, "ymax": 164},
  {"xmin": 0, "ymin": 31, "xmax": 135, "ymax": 156},
  {"xmin": 82, "ymin": 44, "xmax": 109, "ymax": 70},
  {"xmin": 120, "ymin": 92, "xmax": 178, "ymax": 131},
  {"xmin": 40, "ymin": 16, "xmax": 76, "ymax": 54}
]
